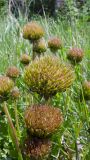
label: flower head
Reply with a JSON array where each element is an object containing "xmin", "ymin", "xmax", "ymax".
[
  {"xmin": 82, "ymin": 81, "xmax": 90, "ymax": 100},
  {"xmin": 67, "ymin": 48, "xmax": 84, "ymax": 63},
  {"xmin": 6, "ymin": 66, "xmax": 20, "ymax": 78},
  {"xmin": 20, "ymin": 54, "xmax": 31, "ymax": 65},
  {"xmin": 23, "ymin": 22, "xmax": 44, "ymax": 41},
  {"xmin": 48, "ymin": 37, "xmax": 62, "ymax": 52},
  {"xmin": 24, "ymin": 55, "xmax": 75, "ymax": 99},
  {"xmin": 33, "ymin": 38, "xmax": 47, "ymax": 54},
  {"xmin": 23, "ymin": 137, "xmax": 51, "ymax": 160},
  {"xmin": 25, "ymin": 105, "xmax": 63, "ymax": 137},
  {"xmin": 0, "ymin": 76, "xmax": 14, "ymax": 101},
  {"xmin": 11, "ymin": 87, "xmax": 20, "ymax": 100}
]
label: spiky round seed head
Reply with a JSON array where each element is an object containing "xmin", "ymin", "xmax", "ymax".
[
  {"xmin": 33, "ymin": 39, "xmax": 47, "ymax": 53},
  {"xmin": 11, "ymin": 87, "xmax": 20, "ymax": 99},
  {"xmin": 6, "ymin": 66, "xmax": 20, "ymax": 78},
  {"xmin": 23, "ymin": 137, "xmax": 51, "ymax": 160},
  {"xmin": 20, "ymin": 54, "xmax": 31, "ymax": 65},
  {"xmin": 48, "ymin": 37, "xmax": 62, "ymax": 52},
  {"xmin": 24, "ymin": 55, "xmax": 75, "ymax": 99},
  {"xmin": 82, "ymin": 81, "xmax": 90, "ymax": 100},
  {"xmin": 23, "ymin": 22, "xmax": 44, "ymax": 41},
  {"xmin": 67, "ymin": 48, "xmax": 84, "ymax": 63},
  {"xmin": 25, "ymin": 105, "xmax": 63, "ymax": 137},
  {"xmin": 0, "ymin": 76, "xmax": 14, "ymax": 99}
]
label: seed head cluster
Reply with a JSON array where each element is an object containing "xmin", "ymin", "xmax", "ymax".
[
  {"xmin": 82, "ymin": 81, "xmax": 90, "ymax": 100},
  {"xmin": 20, "ymin": 54, "xmax": 31, "ymax": 65},
  {"xmin": 33, "ymin": 39, "xmax": 47, "ymax": 54}
]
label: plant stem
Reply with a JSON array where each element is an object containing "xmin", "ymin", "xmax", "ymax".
[
  {"xmin": 3, "ymin": 101, "xmax": 23, "ymax": 160},
  {"xmin": 14, "ymin": 100, "xmax": 20, "ymax": 138}
]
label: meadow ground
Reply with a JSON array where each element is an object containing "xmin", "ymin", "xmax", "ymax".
[{"xmin": 0, "ymin": 13, "xmax": 90, "ymax": 160}]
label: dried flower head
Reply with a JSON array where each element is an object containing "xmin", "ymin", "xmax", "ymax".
[
  {"xmin": 11, "ymin": 87, "xmax": 20, "ymax": 99},
  {"xmin": 33, "ymin": 39, "xmax": 47, "ymax": 54},
  {"xmin": 82, "ymin": 81, "xmax": 90, "ymax": 100},
  {"xmin": 23, "ymin": 137, "xmax": 51, "ymax": 160},
  {"xmin": 0, "ymin": 76, "xmax": 14, "ymax": 100},
  {"xmin": 48, "ymin": 37, "xmax": 62, "ymax": 52},
  {"xmin": 23, "ymin": 22, "xmax": 44, "ymax": 41},
  {"xmin": 20, "ymin": 54, "xmax": 31, "ymax": 65},
  {"xmin": 6, "ymin": 66, "xmax": 20, "ymax": 78},
  {"xmin": 25, "ymin": 105, "xmax": 63, "ymax": 137},
  {"xmin": 24, "ymin": 55, "xmax": 75, "ymax": 99},
  {"xmin": 67, "ymin": 48, "xmax": 84, "ymax": 63}
]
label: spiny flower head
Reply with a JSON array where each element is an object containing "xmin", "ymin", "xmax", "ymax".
[
  {"xmin": 23, "ymin": 137, "xmax": 51, "ymax": 160},
  {"xmin": 67, "ymin": 48, "xmax": 84, "ymax": 63},
  {"xmin": 6, "ymin": 66, "xmax": 20, "ymax": 78},
  {"xmin": 23, "ymin": 22, "xmax": 44, "ymax": 41},
  {"xmin": 24, "ymin": 55, "xmax": 75, "ymax": 99},
  {"xmin": 20, "ymin": 54, "xmax": 31, "ymax": 65},
  {"xmin": 82, "ymin": 81, "xmax": 90, "ymax": 100},
  {"xmin": 48, "ymin": 37, "xmax": 62, "ymax": 52},
  {"xmin": 11, "ymin": 87, "xmax": 20, "ymax": 100},
  {"xmin": 25, "ymin": 105, "xmax": 63, "ymax": 137},
  {"xmin": 33, "ymin": 38, "xmax": 47, "ymax": 53},
  {"xmin": 0, "ymin": 76, "xmax": 14, "ymax": 99}
]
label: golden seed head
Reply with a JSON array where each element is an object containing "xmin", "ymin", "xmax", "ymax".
[
  {"xmin": 25, "ymin": 105, "xmax": 63, "ymax": 137},
  {"xmin": 48, "ymin": 37, "xmax": 62, "ymax": 52},
  {"xmin": 33, "ymin": 38, "xmax": 47, "ymax": 53},
  {"xmin": 24, "ymin": 55, "xmax": 75, "ymax": 99},
  {"xmin": 0, "ymin": 76, "xmax": 14, "ymax": 98},
  {"xmin": 23, "ymin": 22, "xmax": 44, "ymax": 41},
  {"xmin": 23, "ymin": 137, "xmax": 51, "ymax": 160},
  {"xmin": 82, "ymin": 81, "xmax": 90, "ymax": 100},
  {"xmin": 11, "ymin": 87, "xmax": 20, "ymax": 99},
  {"xmin": 6, "ymin": 66, "xmax": 20, "ymax": 78},
  {"xmin": 67, "ymin": 48, "xmax": 84, "ymax": 63},
  {"xmin": 20, "ymin": 54, "xmax": 31, "ymax": 65}
]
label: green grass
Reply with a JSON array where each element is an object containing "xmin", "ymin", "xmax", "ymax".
[{"xmin": 0, "ymin": 14, "xmax": 90, "ymax": 160}]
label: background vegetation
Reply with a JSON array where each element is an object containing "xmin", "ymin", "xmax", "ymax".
[{"xmin": 0, "ymin": 0, "xmax": 90, "ymax": 159}]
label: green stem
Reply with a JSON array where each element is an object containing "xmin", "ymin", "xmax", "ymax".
[
  {"xmin": 14, "ymin": 100, "xmax": 20, "ymax": 138},
  {"xmin": 3, "ymin": 101, "xmax": 23, "ymax": 160}
]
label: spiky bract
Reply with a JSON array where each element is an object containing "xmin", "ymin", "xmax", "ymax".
[
  {"xmin": 33, "ymin": 39, "xmax": 47, "ymax": 53},
  {"xmin": 24, "ymin": 55, "xmax": 75, "ymax": 99},
  {"xmin": 20, "ymin": 54, "xmax": 31, "ymax": 65},
  {"xmin": 67, "ymin": 48, "xmax": 84, "ymax": 63},
  {"xmin": 11, "ymin": 87, "xmax": 20, "ymax": 99},
  {"xmin": 23, "ymin": 137, "xmax": 51, "ymax": 160},
  {"xmin": 82, "ymin": 81, "xmax": 90, "ymax": 100},
  {"xmin": 23, "ymin": 22, "xmax": 44, "ymax": 41},
  {"xmin": 48, "ymin": 37, "xmax": 62, "ymax": 52},
  {"xmin": 6, "ymin": 66, "xmax": 20, "ymax": 78},
  {"xmin": 0, "ymin": 76, "xmax": 14, "ymax": 100},
  {"xmin": 25, "ymin": 105, "xmax": 63, "ymax": 137}
]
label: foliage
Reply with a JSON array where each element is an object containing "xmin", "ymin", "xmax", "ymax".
[{"xmin": 0, "ymin": 4, "xmax": 90, "ymax": 160}]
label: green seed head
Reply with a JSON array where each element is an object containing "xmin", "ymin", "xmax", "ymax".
[
  {"xmin": 25, "ymin": 105, "xmax": 63, "ymax": 137},
  {"xmin": 24, "ymin": 55, "xmax": 75, "ymax": 99},
  {"xmin": 23, "ymin": 22, "xmax": 44, "ymax": 41},
  {"xmin": 11, "ymin": 87, "xmax": 20, "ymax": 100}
]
